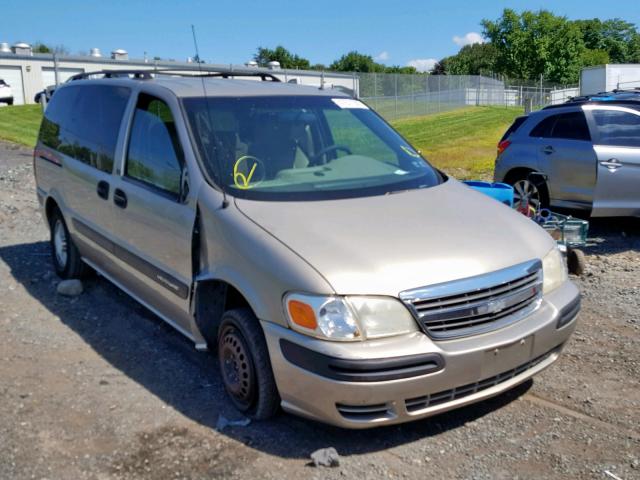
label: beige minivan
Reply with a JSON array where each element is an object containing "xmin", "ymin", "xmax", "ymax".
[{"xmin": 34, "ymin": 70, "xmax": 580, "ymax": 428}]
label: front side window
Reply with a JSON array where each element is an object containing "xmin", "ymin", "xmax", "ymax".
[
  {"xmin": 125, "ymin": 94, "xmax": 184, "ymax": 195},
  {"xmin": 591, "ymin": 109, "xmax": 640, "ymax": 147},
  {"xmin": 183, "ymin": 96, "xmax": 441, "ymax": 201}
]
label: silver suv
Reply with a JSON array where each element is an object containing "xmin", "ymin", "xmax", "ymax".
[
  {"xmin": 494, "ymin": 91, "xmax": 640, "ymax": 217},
  {"xmin": 34, "ymin": 69, "xmax": 580, "ymax": 428}
]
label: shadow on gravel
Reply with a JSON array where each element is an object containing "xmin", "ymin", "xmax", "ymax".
[
  {"xmin": 583, "ymin": 217, "xmax": 640, "ymax": 255},
  {"xmin": 1, "ymin": 240, "xmax": 533, "ymax": 459}
]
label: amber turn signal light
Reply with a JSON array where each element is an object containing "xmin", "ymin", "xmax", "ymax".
[{"xmin": 287, "ymin": 300, "xmax": 317, "ymax": 330}]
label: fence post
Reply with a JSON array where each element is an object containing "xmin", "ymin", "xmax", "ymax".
[
  {"xmin": 394, "ymin": 74, "xmax": 398, "ymax": 119},
  {"xmin": 437, "ymin": 75, "xmax": 441, "ymax": 112},
  {"xmin": 352, "ymin": 71, "xmax": 357, "ymax": 98},
  {"xmin": 53, "ymin": 53, "xmax": 60, "ymax": 86}
]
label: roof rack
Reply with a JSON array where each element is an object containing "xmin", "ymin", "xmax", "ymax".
[
  {"xmin": 542, "ymin": 89, "xmax": 640, "ymax": 110},
  {"xmin": 68, "ymin": 68, "xmax": 281, "ymax": 83}
]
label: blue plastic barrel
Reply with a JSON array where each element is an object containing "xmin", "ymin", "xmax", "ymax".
[{"xmin": 463, "ymin": 181, "xmax": 514, "ymax": 207}]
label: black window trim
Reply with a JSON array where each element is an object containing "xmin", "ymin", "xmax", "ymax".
[{"xmin": 123, "ymin": 91, "xmax": 187, "ymax": 202}]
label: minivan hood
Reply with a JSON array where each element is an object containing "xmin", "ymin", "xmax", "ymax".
[{"xmin": 235, "ymin": 180, "xmax": 555, "ymax": 296}]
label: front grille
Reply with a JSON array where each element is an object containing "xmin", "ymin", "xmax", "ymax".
[
  {"xmin": 405, "ymin": 346, "xmax": 559, "ymax": 413},
  {"xmin": 400, "ymin": 260, "xmax": 543, "ymax": 339}
]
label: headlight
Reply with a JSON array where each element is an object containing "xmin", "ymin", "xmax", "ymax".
[
  {"xmin": 284, "ymin": 293, "xmax": 419, "ymax": 341},
  {"xmin": 542, "ymin": 247, "xmax": 567, "ymax": 294}
]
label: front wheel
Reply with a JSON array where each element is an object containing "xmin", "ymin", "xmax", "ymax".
[{"xmin": 217, "ymin": 308, "xmax": 280, "ymax": 420}]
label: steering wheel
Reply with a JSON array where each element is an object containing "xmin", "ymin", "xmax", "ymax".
[{"xmin": 309, "ymin": 145, "xmax": 352, "ymax": 165}]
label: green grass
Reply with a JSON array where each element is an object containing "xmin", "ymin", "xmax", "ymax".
[
  {"xmin": 0, "ymin": 105, "xmax": 42, "ymax": 147},
  {"xmin": 392, "ymin": 106, "xmax": 523, "ymax": 180},
  {"xmin": 0, "ymin": 104, "xmax": 522, "ymax": 180}
]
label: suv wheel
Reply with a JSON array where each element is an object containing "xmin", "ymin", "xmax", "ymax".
[
  {"xmin": 510, "ymin": 174, "xmax": 549, "ymax": 212},
  {"xmin": 50, "ymin": 209, "xmax": 87, "ymax": 278},
  {"xmin": 217, "ymin": 308, "xmax": 280, "ymax": 420}
]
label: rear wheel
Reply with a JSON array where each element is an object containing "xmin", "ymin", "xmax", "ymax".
[
  {"xmin": 509, "ymin": 172, "xmax": 549, "ymax": 213},
  {"xmin": 49, "ymin": 208, "xmax": 87, "ymax": 279},
  {"xmin": 217, "ymin": 308, "xmax": 280, "ymax": 420}
]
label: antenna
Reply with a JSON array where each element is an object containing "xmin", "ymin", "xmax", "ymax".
[{"xmin": 191, "ymin": 24, "xmax": 229, "ymax": 209}]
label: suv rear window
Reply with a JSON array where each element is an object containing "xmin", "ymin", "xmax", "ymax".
[
  {"xmin": 529, "ymin": 111, "xmax": 590, "ymax": 141},
  {"xmin": 500, "ymin": 116, "xmax": 527, "ymax": 141},
  {"xmin": 39, "ymin": 84, "xmax": 130, "ymax": 173}
]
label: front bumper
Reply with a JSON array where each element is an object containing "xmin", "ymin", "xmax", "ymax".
[{"xmin": 263, "ymin": 280, "xmax": 579, "ymax": 429}]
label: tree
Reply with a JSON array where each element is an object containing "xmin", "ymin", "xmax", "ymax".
[
  {"xmin": 437, "ymin": 43, "xmax": 497, "ymax": 75},
  {"xmin": 482, "ymin": 9, "xmax": 585, "ymax": 83},
  {"xmin": 329, "ymin": 51, "xmax": 385, "ymax": 72},
  {"xmin": 32, "ymin": 42, "xmax": 70, "ymax": 55},
  {"xmin": 575, "ymin": 18, "xmax": 640, "ymax": 63},
  {"xmin": 581, "ymin": 48, "xmax": 610, "ymax": 67},
  {"xmin": 254, "ymin": 46, "xmax": 310, "ymax": 69}
]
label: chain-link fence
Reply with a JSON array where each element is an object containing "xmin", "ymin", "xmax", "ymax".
[
  {"xmin": 617, "ymin": 79, "xmax": 640, "ymax": 90},
  {"xmin": 352, "ymin": 72, "xmax": 578, "ymax": 121}
]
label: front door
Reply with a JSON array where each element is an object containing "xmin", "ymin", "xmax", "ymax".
[
  {"xmin": 109, "ymin": 92, "xmax": 196, "ymax": 334},
  {"xmin": 586, "ymin": 105, "xmax": 640, "ymax": 217}
]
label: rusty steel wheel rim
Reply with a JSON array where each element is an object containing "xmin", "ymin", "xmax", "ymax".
[{"xmin": 218, "ymin": 325, "xmax": 255, "ymax": 409}]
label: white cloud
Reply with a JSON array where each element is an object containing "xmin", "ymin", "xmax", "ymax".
[
  {"xmin": 407, "ymin": 58, "xmax": 438, "ymax": 73},
  {"xmin": 375, "ymin": 51, "xmax": 390, "ymax": 62},
  {"xmin": 452, "ymin": 32, "xmax": 485, "ymax": 47}
]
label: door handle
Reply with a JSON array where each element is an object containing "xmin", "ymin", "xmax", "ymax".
[
  {"xmin": 113, "ymin": 188, "xmax": 128, "ymax": 209},
  {"xmin": 96, "ymin": 180, "xmax": 110, "ymax": 200},
  {"xmin": 600, "ymin": 158, "xmax": 622, "ymax": 171},
  {"xmin": 542, "ymin": 145, "xmax": 555, "ymax": 155}
]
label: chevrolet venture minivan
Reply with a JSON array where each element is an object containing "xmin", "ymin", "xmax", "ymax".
[{"xmin": 34, "ymin": 70, "xmax": 580, "ymax": 428}]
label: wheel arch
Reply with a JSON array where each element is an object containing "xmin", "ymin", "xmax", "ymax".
[{"xmin": 192, "ymin": 276, "xmax": 263, "ymax": 349}]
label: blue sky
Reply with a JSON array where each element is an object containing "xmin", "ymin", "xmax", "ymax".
[{"xmin": 1, "ymin": 0, "xmax": 639, "ymax": 70}]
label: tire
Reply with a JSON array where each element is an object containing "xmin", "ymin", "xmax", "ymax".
[
  {"xmin": 6, "ymin": 98, "xmax": 13, "ymax": 106},
  {"xmin": 217, "ymin": 308, "xmax": 280, "ymax": 420},
  {"xmin": 49, "ymin": 208, "xmax": 87, "ymax": 279},
  {"xmin": 567, "ymin": 248, "xmax": 586, "ymax": 276},
  {"xmin": 509, "ymin": 172, "xmax": 549, "ymax": 213}
]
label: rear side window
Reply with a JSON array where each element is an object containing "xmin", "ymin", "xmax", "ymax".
[
  {"xmin": 125, "ymin": 94, "xmax": 184, "ymax": 195},
  {"xmin": 529, "ymin": 115, "xmax": 556, "ymax": 138},
  {"xmin": 591, "ymin": 109, "xmax": 640, "ymax": 147},
  {"xmin": 529, "ymin": 112, "xmax": 590, "ymax": 141},
  {"xmin": 39, "ymin": 85, "xmax": 130, "ymax": 173},
  {"xmin": 552, "ymin": 112, "xmax": 591, "ymax": 141},
  {"xmin": 500, "ymin": 116, "xmax": 527, "ymax": 141}
]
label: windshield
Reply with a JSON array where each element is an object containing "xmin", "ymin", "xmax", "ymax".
[{"xmin": 183, "ymin": 95, "xmax": 442, "ymax": 201}]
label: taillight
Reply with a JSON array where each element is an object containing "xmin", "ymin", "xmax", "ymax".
[{"xmin": 497, "ymin": 140, "xmax": 511, "ymax": 155}]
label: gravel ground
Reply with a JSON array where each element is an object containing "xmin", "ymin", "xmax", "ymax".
[{"xmin": 1, "ymin": 140, "xmax": 639, "ymax": 479}]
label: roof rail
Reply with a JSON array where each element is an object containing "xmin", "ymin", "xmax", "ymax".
[
  {"xmin": 542, "ymin": 89, "xmax": 640, "ymax": 110},
  {"xmin": 68, "ymin": 68, "xmax": 282, "ymax": 83}
]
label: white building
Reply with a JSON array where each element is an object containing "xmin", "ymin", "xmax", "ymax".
[
  {"xmin": 580, "ymin": 64, "xmax": 640, "ymax": 95},
  {"xmin": 0, "ymin": 42, "xmax": 358, "ymax": 105}
]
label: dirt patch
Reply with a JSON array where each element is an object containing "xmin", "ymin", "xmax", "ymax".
[{"xmin": 1, "ymin": 141, "xmax": 638, "ymax": 479}]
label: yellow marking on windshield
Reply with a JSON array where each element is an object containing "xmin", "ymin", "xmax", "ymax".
[{"xmin": 233, "ymin": 156, "xmax": 263, "ymax": 190}]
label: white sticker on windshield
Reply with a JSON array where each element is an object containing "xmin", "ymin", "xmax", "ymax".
[
  {"xmin": 394, "ymin": 169, "xmax": 409, "ymax": 175},
  {"xmin": 332, "ymin": 98, "xmax": 369, "ymax": 109}
]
